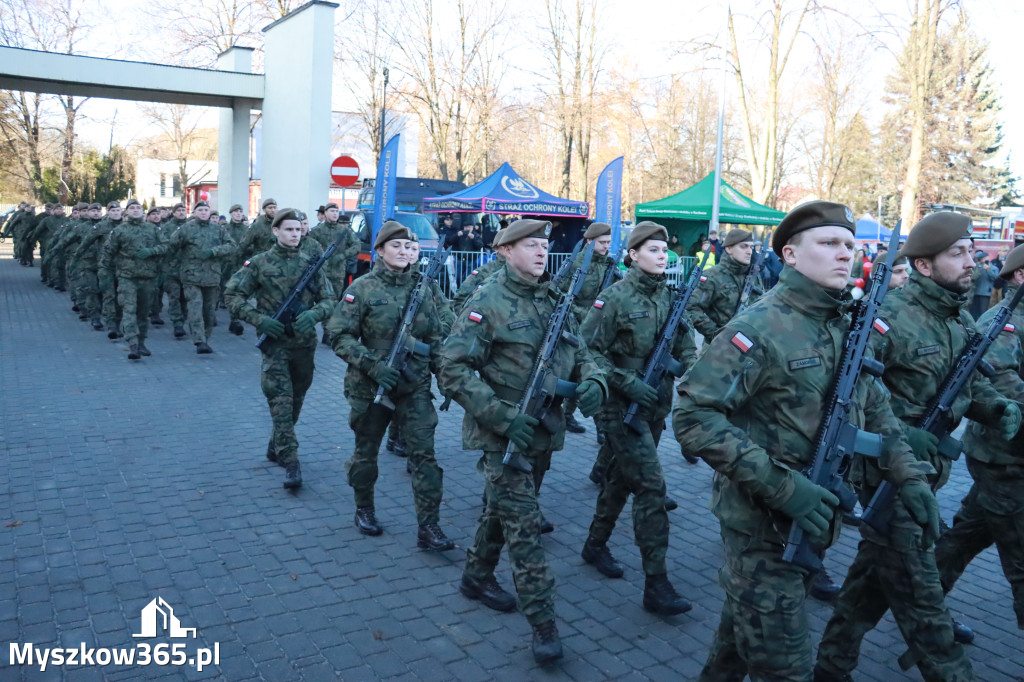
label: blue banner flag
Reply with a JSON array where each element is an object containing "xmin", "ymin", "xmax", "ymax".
[
  {"xmin": 371, "ymin": 134, "xmax": 401, "ymax": 258},
  {"xmin": 595, "ymin": 156, "xmax": 624, "ymax": 252}
]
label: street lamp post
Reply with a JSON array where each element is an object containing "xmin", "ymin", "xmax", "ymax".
[{"xmin": 378, "ymin": 67, "xmax": 389, "ymax": 166}]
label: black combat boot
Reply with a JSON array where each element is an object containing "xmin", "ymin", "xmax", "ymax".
[
  {"xmin": 72, "ymin": 304, "xmax": 80, "ymax": 312},
  {"xmin": 127, "ymin": 344, "xmax": 142, "ymax": 360},
  {"xmin": 355, "ymin": 506, "xmax": 383, "ymax": 536},
  {"xmin": 107, "ymin": 330, "xmax": 119, "ymax": 340},
  {"xmin": 386, "ymin": 437, "xmax": 407, "ymax": 457},
  {"xmin": 581, "ymin": 537, "xmax": 624, "ymax": 578},
  {"xmin": 138, "ymin": 342, "xmax": 151, "ymax": 357},
  {"xmin": 813, "ymin": 666, "xmax": 853, "ymax": 682},
  {"xmin": 92, "ymin": 319, "xmax": 104, "ymax": 331},
  {"xmin": 664, "ymin": 496, "xmax": 679, "ymax": 512},
  {"xmin": 952, "ymin": 617, "xmax": 974, "ymax": 644},
  {"xmin": 266, "ymin": 440, "xmax": 278, "ymax": 464},
  {"xmin": 460, "ymin": 574, "xmax": 516, "ymax": 612},
  {"xmin": 321, "ymin": 330, "xmax": 331, "ymax": 346},
  {"xmin": 283, "ymin": 464, "xmax": 302, "ymax": 489},
  {"xmin": 596, "ymin": 430, "xmax": 606, "ymax": 445},
  {"xmin": 228, "ymin": 320, "xmax": 244, "ymax": 336},
  {"xmin": 150, "ymin": 315, "xmax": 164, "ymax": 325},
  {"xmin": 589, "ymin": 465, "xmax": 605, "ymax": 487},
  {"xmin": 643, "ymin": 573, "xmax": 692, "ymax": 615},
  {"xmin": 809, "ymin": 568, "xmax": 841, "ymax": 604},
  {"xmin": 540, "ymin": 517, "xmax": 554, "ymax": 534},
  {"xmin": 682, "ymin": 452, "xmax": 700, "ymax": 464},
  {"xmin": 417, "ymin": 523, "xmax": 455, "ymax": 551},
  {"xmin": 173, "ymin": 325, "xmax": 186, "ymax": 338},
  {"xmin": 195, "ymin": 342, "xmax": 213, "ymax": 354},
  {"xmin": 565, "ymin": 414, "xmax": 586, "ymax": 433},
  {"xmin": 78, "ymin": 313, "xmax": 89, "ymax": 321},
  {"xmin": 531, "ymin": 620, "xmax": 563, "ymax": 663}
]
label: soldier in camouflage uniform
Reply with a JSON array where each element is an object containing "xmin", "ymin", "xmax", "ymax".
[
  {"xmin": 450, "ymin": 230, "xmax": 505, "ymax": 312},
  {"xmin": 439, "ymin": 219, "xmax": 607, "ymax": 663},
  {"xmin": 84, "ymin": 201, "xmax": 125, "ymax": 337},
  {"xmin": 686, "ymin": 228, "xmax": 763, "ymax": 341},
  {"xmin": 155, "ymin": 203, "xmax": 191, "ymax": 338},
  {"xmin": 238, "ymin": 198, "xmax": 278, "ymax": 262},
  {"xmin": 160, "ymin": 201, "xmax": 237, "ymax": 354},
  {"xmin": 70, "ymin": 204, "xmax": 106, "ymax": 330},
  {"xmin": 934, "ymin": 244, "xmax": 1024, "ymax": 634},
  {"xmin": 14, "ymin": 204, "xmax": 40, "ymax": 266},
  {"xmin": 225, "ymin": 209, "xmax": 336, "ymax": 490},
  {"xmin": 30, "ymin": 203, "xmax": 61, "ymax": 284},
  {"xmin": 325, "ymin": 221, "xmax": 455, "ymax": 551},
  {"xmin": 0, "ymin": 202, "xmax": 27, "ymax": 256},
  {"xmin": 99, "ymin": 199, "xmax": 166, "ymax": 360},
  {"xmin": 673, "ymin": 201, "xmax": 939, "ymax": 682},
  {"xmin": 44, "ymin": 203, "xmax": 81, "ymax": 293},
  {"xmin": 816, "ymin": 212, "xmax": 1023, "ymax": 682},
  {"xmin": 578, "ymin": 221, "xmax": 696, "ymax": 615},
  {"xmin": 223, "ymin": 204, "xmax": 249, "ymax": 335},
  {"xmin": 310, "ymin": 203, "xmax": 361, "ymax": 344}
]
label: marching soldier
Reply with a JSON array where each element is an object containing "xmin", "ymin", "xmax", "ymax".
[
  {"xmin": 14, "ymin": 203, "xmax": 39, "ymax": 266},
  {"xmin": 326, "ymin": 221, "xmax": 454, "ymax": 551},
  {"xmin": 816, "ymin": 212, "xmax": 1021, "ymax": 681},
  {"xmin": 673, "ymin": 201, "xmax": 937, "ymax": 681},
  {"xmin": 157, "ymin": 203, "xmax": 191, "ymax": 339},
  {"xmin": 86, "ymin": 201, "xmax": 125, "ymax": 337},
  {"xmin": 578, "ymin": 220, "xmax": 696, "ymax": 615},
  {"xmin": 438, "ymin": 218, "xmax": 607, "ymax": 663},
  {"xmin": 69, "ymin": 203, "xmax": 106, "ymax": 330},
  {"xmin": 223, "ymin": 204, "xmax": 249, "ymax": 335},
  {"xmin": 239, "ymin": 197, "xmax": 278, "ymax": 261},
  {"xmin": 225, "ymin": 209, "xmax": 336, "ymax": 490},
  {"xmin": 686, "ymin": 227, "xmax": 763, "ymax": 341},
  {"xmin": 450, "ymin": 230, "xmax": 506, "ymax": 312},
  {"xmin": 309, "ymin": 202, "xmax": 361, "ymax": 342}
]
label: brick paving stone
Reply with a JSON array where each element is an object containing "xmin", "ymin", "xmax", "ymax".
[{"xmin": 3, "ymin": 244, "xmax": 1024, "ymax": 680}]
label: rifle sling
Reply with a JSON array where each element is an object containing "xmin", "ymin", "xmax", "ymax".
[
  {"xmin": 611, "ymin": 353, "xmax": 646, "ymax": 371},
  {"xmin": 363, "ymin": 336, "xmax": 424, "ymax": 351},
  {"xmin": 490, "ymin": 383, "xmax": 526, "ymax": 403}
]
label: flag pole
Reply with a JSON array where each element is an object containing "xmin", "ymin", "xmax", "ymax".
[{"xmin": 710, "ymin": 6, "xmax": 729, "ymax": 239}]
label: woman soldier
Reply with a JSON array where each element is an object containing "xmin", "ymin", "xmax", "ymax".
[
  {"xmin": 577, "ymin": 221, "xmax": 697, "ymax": 615},
  {"xmin": 327, "ymin": 221, "xmax": 455, "ymax": 551}
]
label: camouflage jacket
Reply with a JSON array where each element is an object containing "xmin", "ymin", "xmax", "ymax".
[
  {"xmin": 558, "ymin": 249, "xmax": 618, "ymax": 321},
  {"xmin": 238, "ymin": 214, "xmax": 276, "ymax": 261},
  {"xmin": 65, "ymin": 218, "xmax": 101, "ymax": 265},
  {"xmin": 225, "ymin": 219, "xmax": 249, "ymax": 269},
  {"xmin": 48, "ymin": 218, "xmax": 79, "ymax": 254},
  {"xmin": 0, "ymin": 211, "xmax": 22, "ymax": 238},
  {"xmin": 165, "ymin": 219, "xmax": 238, "ymax": 287},
  {"xmin": 76, "ymin": 218, "xmax": 122, "ymax": 271},
  {"xmin": 963, "ymin": 285, "xmax": 1024, "ymax": 467},
  {"xmin": 18, "ymin": 212, "xmax": 43, "ymax": 240},
  {"xmin": 686, "ymin": 252, "xmax": 763, "ymax": 341},
  {"xmin": 100, "ymin": 217, "xmax": 165, "ymax": 279},
  {"xmin": 225, "ymin": 243, "xmax": 336, "ymax": 350},
  {"xmin": 438, "ymin": 263, "xmax": 608, "ymax": 453},
  {"xmin": 299, "ymin": 234, "xmax": 324, "ymax": 259},
  {"xmin": 672, "ymin": 266, "xmax": 929, "ymax": 541},
  {"xmin": 581, "ymin": 266, "xmax": 697, "ymax": 421},
  {"xmin": 451, "ymin": 255, "xmax": 504, "ymax": 312},
  {"xmin": 28, "ymin": 214, "xmax": 61, "ymax": 249},
  {"xmin": 158, "ymin": 218, "xmax": 189, "ymax": 276},
  {"xmin": 326, "ymin": 260, "xmax": 450, "ymax": 400},
  {"xmin": 309, "ymin": 220, "xmax": 361, "ymax": 280}
]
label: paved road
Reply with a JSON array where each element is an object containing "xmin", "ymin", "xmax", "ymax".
[{"xmin": 1, "ymin": 243, "xmax": 1021, "ymax": 681}]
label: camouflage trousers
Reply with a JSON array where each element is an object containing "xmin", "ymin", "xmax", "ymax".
[
  {"xmin": 183, "ymin": 284, "xmax": 218, "ymax": 343},
  {"xmin": 74, "ymin": 268, "xmax": 100, "ymax": 321},
  {"xmin": 588, "ymin": 410, "xmax": 669, "ymax": 575},
  {"xmin": 345, "ymin": 390, "xmax": 442, "ymax": 525},
  {"xmin": 260, "ymin": 344, "xmax": 316, "ymax": 466},
  {"xmin": 465, "ymin": 449, "xmax": 555, "ymax": 626},
  {"xmin": 159, "ymin": 276, "xmax": 186, "ymax": 326},
  {"xmin": 101, "ymin": 276, "xmax": 121, "ymax": 331},
  {"xmin": 817, "ymin": 515, "xmax": 973, "ymax": 682},
  {"xmin": 117, "ymin": 277, "xmax": 156, "ymax": 345},
  {"xmin": 222, "ymin": 264, "xmax": 245, "ymax": 324},
  {"xmin": 699, "ymin": 526, "xmax": 813, "ymax": 682},
  {"xmin": 935, "ymin": 458, "xmax": 1024, "ymax": 630}
]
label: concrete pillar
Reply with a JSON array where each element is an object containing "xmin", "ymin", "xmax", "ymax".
[
  {"xmin": 216, "ymin": 46, "xmax": 255, "ymax": 214},
  {"xmin": 262, "ymin": 1, "xmax": 338, "ymax": 216}
]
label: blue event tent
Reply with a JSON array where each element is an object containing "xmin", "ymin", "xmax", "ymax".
[
  {"xmin": 855, "ymin": 216, "xmax": 893, "ymax": 241},
  {"xmin": 422, "ymin": 162, "xmax": 590, "ymax": 218}
]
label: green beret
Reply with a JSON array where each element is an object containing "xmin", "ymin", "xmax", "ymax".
[
  {"xmin": 107, "ymin": 201, "xmax": 121, "ymax": 210},
  {"xmin": 193, "ymin": 200, "xmax": 209, "ymax": 209},
  {"xmin": 893, "ymin": 255, "xmax": 908, "ymax": 267},
  {"xmin": 262, "ymin": 197, "xmax": 277, "ymax": 209},
  {"xmin": 374, "ymin": 220, "xmax": 416, "ymax": 248},
  {"xmin": 772, "ymin": 200, "xmax": 855, "ymax": 256},
  {"xmin": 125, "ymin": 199, "xmax": 141, "ymax": 208},
  {"xmin": 723, "ymin": 228, "xmax": 753, "ymax": 248},
  {"xmin": 229, "ymin": 204, "xmax": 244, "ymax": 213},
  {"xmin": 628, "ymin": 221, "xmax": 669, "ymax": 250},
  {"xmin": 493, "ymin": 219, "xmax": 551, "ymax": 247},
  {"xmin": 172, "ymin": 202, "xmax": 185, "ymax": 211},
  {"xmin": 490, "ymin": 228, "xmax": 505, "ymax": 247},
  {"xmin": 271, "ymin": 208, "xmax": 301, "ymax": 229},
  {"xmin": 583, "ymin": 222, "xmax": 611, "ymax": 239},
  {"xmin": 74, "ymin": 202, "xmax": 88, "ymax": 211},
  {"xmin": 999, "ymin": 244, "xmax": 1024, "ymax": 280},
  {"xmin": 88, "ymin": 203, "xmax": 102, "ymax": 211},
  {"xmin": 324, "ymin": 202, "xmax": 338, "ymax": 211},
  {"xmin": 899, "ymin": 212, "xmax": 973, "ymax": 260},
  {"xmin": 146, "ymin": 206, "xmax": 161, "ymax": 216}
]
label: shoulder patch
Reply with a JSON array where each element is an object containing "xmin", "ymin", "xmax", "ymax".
[
  {"xmin": 243, "ymin": 259, "xmax": 251, "ymax": 267},
  {"xmin": 699, "ymin": 275, "xmax": 707, "ymax": 282},
  {"xmin": 731, "ymin": 331, "xmax": 754, "ymax": 353},
  {"xmin": 1004, "ymin": 323, "xmax": 1016, "ymax": 333},
  {"xmin": 468, "ymin": 311, "xmax": 483, "ymax": 323},
  {"xmin": 471, "ymin": 269, "xmax": 479, "ymax": 276},
  {"xmin": 344, "ymin": 293, "xmax": 356, "ymax": 303},
  {"xmin": 872, "ymin": 318, "xmax": 890, "ymax": 335},
  {"xmin": 593, "ymin": 299, "xmax": 604, "ymax": 309}
]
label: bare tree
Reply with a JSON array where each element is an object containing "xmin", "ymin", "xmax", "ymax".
[
  {"xmin": 140, "ymin": 104, "xmax": 215, "ymax": 194},
  {"xmin": 143, "ymin": 0, "xmax": 261, "ymax": 67}
]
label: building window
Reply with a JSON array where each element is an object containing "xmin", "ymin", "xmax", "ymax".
[
  {"xmin": 172, "ymin": 176, "xmax": 181, "ymax": 196},
  {"xmin": 159, "ymin": 174, "xmax": 166, "ymax": 197}
]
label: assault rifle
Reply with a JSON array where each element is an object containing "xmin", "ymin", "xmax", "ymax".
[
  {"xmin": 734, "ymin": 231, "xmax": 771, "ymax": 316},
  {"xmin": 374, "ymin": 247, "xmax": 452, "ymax": 410},
  {"xmin": 599, "ymin": 242, "xmax": 625, "ymax": 292},
  {"xmin": 551, "ymin": 238, "xmax": 584, "ymax": 290},
  {"xmin": 782, "ymin": 224, "xmax": 902, "ymax": 571},
  {"xmin": 503, "ymin": 241, "xmax": 596, "ymax": 473},
  {"xmin": 860, "ymin": 280, "xmax": 1024, "ymax": 536},
  {"xmin": 254, "ymin": 232, "xmax": 346, "ymax": 350},
  {"xmin": 622, "ymin": 249, "xmax": 712, "ymax": 432}
]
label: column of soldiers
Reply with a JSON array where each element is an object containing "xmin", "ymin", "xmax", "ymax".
[{"xmin": 6, "ymin": 196, "xmax": 1024, "ymax": 675}]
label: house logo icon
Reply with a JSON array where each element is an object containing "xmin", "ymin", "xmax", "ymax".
[{"xmin": 133, "ymin": 597, "xmax": 197, "ymax": 638}]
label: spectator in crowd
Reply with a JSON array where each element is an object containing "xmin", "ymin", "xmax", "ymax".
[
  {"xmin": 695, "ymin": 239, "xmax": 717, "ymax": 268},
  {"xmin": 454, "ymin": 220, "xmax": 485, "ymax": 284},
  {"xmin": 707, "ymin": 229, "xmax": 722, "ymax": 257},
  {"xmin": 991, "ymin": 246, "xmax": 1009, "ymax": 305},
  {"xmin": 970, "ymin": 249, "xmax": 999, "ymax": 320},
  {"xmin": 689, "ymin": 234, "xmax": 706, "ymax": 258}
]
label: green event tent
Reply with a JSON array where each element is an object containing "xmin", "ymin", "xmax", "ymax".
[{"xmin": 634, "ymin": 173, "xmax": 785, "ymax": 254}]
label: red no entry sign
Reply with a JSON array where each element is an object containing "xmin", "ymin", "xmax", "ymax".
[{"xmin": 330, "ymin": 155, "xmax": 360, "ymax": 188}]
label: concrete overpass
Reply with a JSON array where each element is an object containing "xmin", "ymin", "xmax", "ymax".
[{"xmin": 0, "ymin": 0, "xmax": 338, "ymax": 215}]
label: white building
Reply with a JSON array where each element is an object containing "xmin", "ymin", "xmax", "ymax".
[{"xmin": 135, "ymin": 158, "xmax": 218, "ymax": 207}]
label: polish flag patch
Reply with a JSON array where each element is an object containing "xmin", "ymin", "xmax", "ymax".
[
  {"xmin": 344, "ymin": 293, "xmax": 355, "ymax": 303},
  {"xmin": 731, "ymin": 332, "xmax": 754, "ymax": 353},
  {"xmin": 593, "ymin": 299, "xmax": 604, "ymax": 309},
  {"xmin": 1004, "ymin": 323, "xmax": 1016, "ymax": 333},
  {"xmin": 468, "ymin": 311, "xmax": 483, "ymax": 323},
  {"xmin": 699, "ymin": 275, "xmax": 707, "ymax": 282},
  {"xmin": 471, "ymin": 270, "xmax": 479, "ymax": 276},
  {"xmin": 243, "ymin": 259, "xmax": 251, "ymax": 267},
  {"xmin": 872, "ymin": 319, "xmax": 890, "ymax": 335}
]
